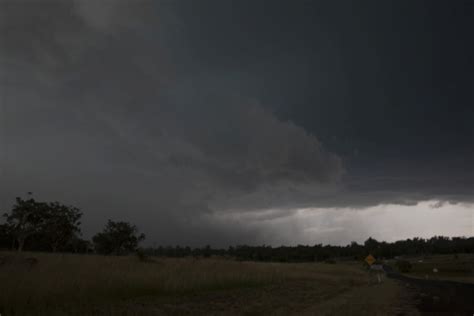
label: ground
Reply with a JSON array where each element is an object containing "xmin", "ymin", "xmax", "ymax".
[
  {"xmin": 401, "ymin": 253, "xmax": 474, "ymax": 284},
  {"xmin": 5, "ymin": 251, "xmax": 471, "ymax": 315},
  {"xmin": 384, "ymin": 254, "xmax": 474, "ymax": 315}
]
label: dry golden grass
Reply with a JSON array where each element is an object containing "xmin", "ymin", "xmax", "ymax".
[{"xmin": 0, "ymin": 252, "xmax": 412, "ymax": 315}]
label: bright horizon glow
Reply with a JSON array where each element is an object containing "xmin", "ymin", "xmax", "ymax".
[
  {"xmin": 299, "ymin": 201, "xmax": 473, "ymax": 246},
  {"xmin": 208, "ymin": 200, "xmax": 474, "ymax": 246}
]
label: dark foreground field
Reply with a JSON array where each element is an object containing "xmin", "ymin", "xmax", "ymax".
[
  {"xmin": 384, "ymin": 254, "xmax": 474, "ymax": 315},
  {"xmin": 0, "ymin": 251, "xmax": 420, "ymax": 315},
  {"xmin": 387, "ymin": 271, "xmax": 474, "ymax": 315},
  {"xmin": 2, "ymin": 254, "xmax": 473, "ymax": 315}
]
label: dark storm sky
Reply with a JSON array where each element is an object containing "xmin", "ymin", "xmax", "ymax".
[{"xmin": 1, "ymin": 0, "xmax": 473, "ymax": 246}]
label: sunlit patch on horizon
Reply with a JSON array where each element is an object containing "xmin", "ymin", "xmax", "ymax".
[{"xmin": 206, "ymin": 200, "xmax": 473, "ymax": 246}]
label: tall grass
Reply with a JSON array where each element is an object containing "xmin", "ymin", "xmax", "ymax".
[{"xmin": 0, "ymin": 252, "xmax": 368, "ymax": 315}]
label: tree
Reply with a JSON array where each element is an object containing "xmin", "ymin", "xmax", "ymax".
[
  {"xmin": 64, "ymin": 235, "xmax": 93, "ymax": 253},
  {"xmin": 0, "ymin": 223, "xmax": 13, "ymax": 249},
  {"xmin": 42, "ymin": 202, "xmax": 82, "ymax": 252},
  {"xmin": 364, "ymin": 237, "xmax": 380, "ymax": 255},
  {"xmin": 3, "ymin": 195, "xmax": 49, "ymax": 251},
  {"xmin": 92, "ymin": 220, "xmax": 145, "ymax": 255},
  {"xmin": 3, "ymin": 194, "xmax": 83, "ymax": 252}
]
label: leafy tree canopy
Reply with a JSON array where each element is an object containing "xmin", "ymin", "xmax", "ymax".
[
  {"xmin": 92, "ymin": 220, "xmax": 145, "ymax": 255},
  {"xmin": 2, "ymin": 193, "xmax": 82, "ymax": 252}
]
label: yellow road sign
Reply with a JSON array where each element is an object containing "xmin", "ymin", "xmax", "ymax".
[{"xmin": 365, "ymin": 254, "xmax": 376, "ymax": 265}]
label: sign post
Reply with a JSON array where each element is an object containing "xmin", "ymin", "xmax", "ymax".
[
  {"xmin": 365, "ymin": 254, "xmax": 384, "ymax": 283},
  {"xmin": 365, "ymin": 254, "xmax": 376, "ymax": 266}
]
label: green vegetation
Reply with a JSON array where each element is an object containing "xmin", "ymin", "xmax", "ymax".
[
  {"xmin": 1, "ymin": 194, "xmax": 473, "ymax": 264},
  {"xmin": 395, "ymin": 260, "xmax": 412, "ymax": 273},
  {"xmin": 144, "ymin": 236, "xmax": 474, "ymax": 263},
  {"xmin": 92, "ymin": 220, "xmax": 145, "ymax": 255},
  {"xmin": 1, "ymin": 194, "xmax": 86, "ymax": 253},
  {"xmin": 2, "ymin": 194, "xmax": 82, "ymax": 252},
  {"xmin": 0, "ymin": 194, "xmax": 145, "ymax": 255},
  {"xmin": 0, "ymin": 194, "xmax": 471, "ymax": 314},
  {"xmin": 401, "ymin": 253, "xmax": 474, "ymax": 283}
]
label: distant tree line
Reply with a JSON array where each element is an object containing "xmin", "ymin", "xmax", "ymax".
[
  {"xmin": 1, "ymin": 194, "xmax": 473, "ymax": 260},
  {"xmin": 143, "ymin": 236, "xmax": 474, "ymax": 262},
  {"xmin": 0, "ymin": 193, "xmax": 145, "ymax": 255}
]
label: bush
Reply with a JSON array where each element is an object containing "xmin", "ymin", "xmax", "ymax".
[{"xmin": 395, "ymin": 260, "xmax": 412, "ymax": 273}]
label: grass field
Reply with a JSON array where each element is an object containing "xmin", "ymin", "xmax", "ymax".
[
  {"xmin": 0, "ymin": 252, "xmax": 417, "ymax": 315},
  {"xmin": 400, "ymin": 253, "xmax": 474, "ymax": 283}
]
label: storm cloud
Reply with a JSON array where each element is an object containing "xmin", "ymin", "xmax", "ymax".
[{"xmin": 1, "ymin": 0, "xmax": 472, "ymax": 246}]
